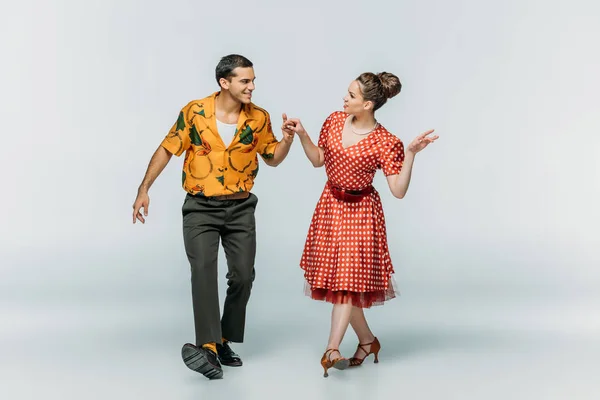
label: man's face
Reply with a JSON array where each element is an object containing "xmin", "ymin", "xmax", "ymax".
[{"xmin": 221, "ymin": 67, "xmax": 256, "ymax": 104}]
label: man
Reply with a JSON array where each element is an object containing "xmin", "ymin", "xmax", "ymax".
[{"xmin": 131, "ymin": 54, "xmax": 294, "ymax": 380}]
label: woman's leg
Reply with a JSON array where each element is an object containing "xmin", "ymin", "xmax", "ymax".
[
  {"xmin": 349, "ymin": 306, "xmax": 377, "ymax": 359},
  {"xmin": 325, "ymin": 302, "xmax": 353, "ymax": 359}
]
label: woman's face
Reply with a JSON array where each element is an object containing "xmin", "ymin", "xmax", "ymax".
[{"xmin": 343, "ymin": 80, "xmax": 370, "ymax": 115}]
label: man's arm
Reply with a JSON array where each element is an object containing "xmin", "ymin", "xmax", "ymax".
[
  {"xmin": 132, "ymin": 145, "xmax": 173, "ymax": 223},
  {"xmin": 263, "ymin": 135, "xmax": 293, "ymax": 167},
  {"xmin": 260, "ymin": 113, "xmax": 294, "ymax": 167}
]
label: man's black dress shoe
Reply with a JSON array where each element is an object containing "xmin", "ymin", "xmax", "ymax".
[
  {"xmin": 216, "ymin": 342, "xmax": 243, "ymax": 367},
  {"xmin": 181, "ymin": 343, "xmax": 223, "ymax": 379}
]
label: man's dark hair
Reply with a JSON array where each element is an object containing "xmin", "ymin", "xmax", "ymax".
[{"xmin": 215, "ymin": 54, "xmax": 253, "ymax": 85}]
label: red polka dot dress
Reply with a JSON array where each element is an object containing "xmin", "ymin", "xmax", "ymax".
[{"xmin": 300, "ymin": 111, "xmax": 405, "ymax": 308}]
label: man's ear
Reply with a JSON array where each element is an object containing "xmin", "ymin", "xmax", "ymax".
[{"xmin": 219, "ymin": 77, "xmax": 230, "ymax": 90}]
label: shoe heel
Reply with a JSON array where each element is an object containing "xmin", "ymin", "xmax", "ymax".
[
  {"xmin": 321, "ymin": 349, "xmax": 343, "ymax": 377},
  {"xmin": 321, "ymin": 354, "xmax": 330, "ymax": 377},
  {"xmin": 373, "ymin": 337, "xmax": 381, "ymax": 364}
]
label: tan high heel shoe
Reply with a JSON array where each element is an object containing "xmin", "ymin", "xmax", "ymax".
[
  {"xmin": 348, "ymin": 337, "xmax": 381, "ymax": 367},
  {"xmin": 320, "ymin": 349, "xmax": 350, "ymax": 377}
]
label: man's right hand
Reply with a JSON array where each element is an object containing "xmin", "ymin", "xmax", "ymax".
[
  {"xmin": 281, "ymin": 113, "xmax": 296, "ymax": 139},
  {"xmin": 132, "ymin": 191, "xmax": 150, "ymax": 224}
]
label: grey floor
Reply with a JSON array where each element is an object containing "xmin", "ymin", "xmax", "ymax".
[{"xmin": 3, "ymin": 281, "xmax": 599, "ymax": 400}]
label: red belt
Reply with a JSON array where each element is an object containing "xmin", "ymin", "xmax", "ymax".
[{"xmin": 329, "ymin": 182, "xmax": 373, "ymax": 203}]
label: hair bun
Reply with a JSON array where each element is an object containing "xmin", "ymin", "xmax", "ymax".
[{"xmin": 377, "ymin": 72, "xmax": 402, "ymax": 99}]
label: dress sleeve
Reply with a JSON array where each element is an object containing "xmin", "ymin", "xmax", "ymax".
[
  {"xmin": 379, "ymin": 139, "xmax": 405, "ymax": 176},
  {"xmin": 317, "ymin": 112, "xmax": 337, "ymax": 148}
]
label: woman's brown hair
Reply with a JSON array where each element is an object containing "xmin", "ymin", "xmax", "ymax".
[{"xmin": 356, "ymin": 72, "xmax": 401, "ymax": 111}]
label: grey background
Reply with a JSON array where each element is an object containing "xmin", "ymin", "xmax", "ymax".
[{"xmin": 1, "ymin": 0, "xmax": 599, "ymax": 398}]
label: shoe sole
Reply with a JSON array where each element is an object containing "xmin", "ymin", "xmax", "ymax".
[
  {"xmin": 333, "ymin": 359, "xmax": 350, "ymax": 370},
  {"xmin": 181, "ymin": 344, "xmax": 223, "ymax": 380}
]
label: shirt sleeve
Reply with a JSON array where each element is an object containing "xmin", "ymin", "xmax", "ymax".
[
  {"xmin": 160, "ymin": 106, "xmax": 192, "ymax": 157},
  {"xmin": 257, "ymin": 111, "xmax": 279, "ymax": 161},
  {"xmin": 317, "ymin": 113, "xmax": 335, "ymax": 148},
  {"xmin": 379, "ymin": 139, "xmax": 405, "ymax": 176}
]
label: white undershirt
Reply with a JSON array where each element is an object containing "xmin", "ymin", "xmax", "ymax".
[{"xmin": 216, "ymin": 119, "xmax": 237, "ymax": 148}]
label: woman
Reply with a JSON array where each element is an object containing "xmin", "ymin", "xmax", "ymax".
[{"xmin": 283, "ymin": 72, "xmax": 438, "ymax": 377}]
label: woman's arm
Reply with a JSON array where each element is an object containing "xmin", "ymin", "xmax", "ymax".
[
  {"xmin": 284, "ymin": 116, "xmax": 325, "ymax": 168},
  {"xmin": 386, "ymin": 129, "xmax": 438, "ymax": 199}
]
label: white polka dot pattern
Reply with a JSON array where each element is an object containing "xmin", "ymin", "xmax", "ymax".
[{"xmin": 300, "ymin": 111, "xmax": 405, "ymax": 306}]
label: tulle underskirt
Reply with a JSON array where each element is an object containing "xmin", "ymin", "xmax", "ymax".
[{"xmin": 304, "ymin": 278, "xmax": 399, "ymax": 309}]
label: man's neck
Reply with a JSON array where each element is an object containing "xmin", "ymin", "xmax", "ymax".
[{"xmin": 215, "ymin": 91, "xmax": 243, "ymax": 116}]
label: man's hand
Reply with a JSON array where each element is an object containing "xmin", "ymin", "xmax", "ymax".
[
  {"xmin": 132, "ymin": 190, "xmax": 150, "ymax": 224},
  {"xmin": 281, "ymin": 113, "xmax": 296, "ymax": 142},
  {"xmin": 131, "ymin": 145, "xmax": 173, "ymax": 224}
]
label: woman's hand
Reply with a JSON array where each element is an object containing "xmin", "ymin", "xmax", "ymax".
[{"xmin": 407, "ymin": 129, "xmax": 439, "ymax": 154}]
